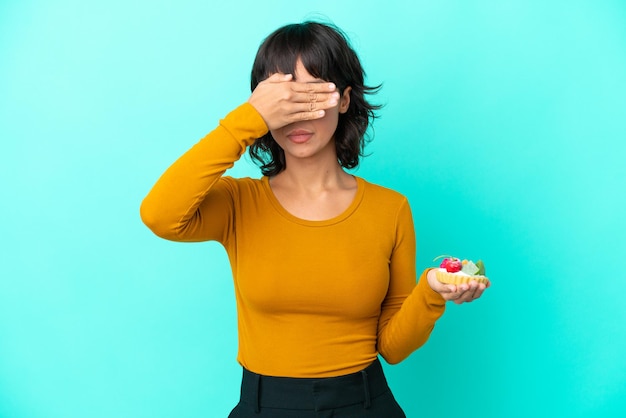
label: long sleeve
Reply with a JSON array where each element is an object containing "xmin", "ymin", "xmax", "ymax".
[
  {"xmin": 140, "ymin": 110, "xmax": 446, "ymax": 376},
  {"xmin": 376, "ymin": 199, "xmax": 446, "ymax": 364},
  {"xmin": 140, "ymin": 103, "xmax": 268, "ymax": 242}
]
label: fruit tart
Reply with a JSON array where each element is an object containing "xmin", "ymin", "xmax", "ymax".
[{"xmin": 433, "ymin": 255, "xmax": 489, "ymax": 285}]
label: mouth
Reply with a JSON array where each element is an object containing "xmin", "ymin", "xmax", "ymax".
[{"xmin": 286, "ymin": 129, "xmax": 314, "ymax": 144}]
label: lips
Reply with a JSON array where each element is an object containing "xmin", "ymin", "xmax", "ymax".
[{"xmin": 286, "ymin": 129, "xmax": 314, "ymax": 144}]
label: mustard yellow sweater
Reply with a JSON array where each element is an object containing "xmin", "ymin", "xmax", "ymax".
[{"xmin": 141, "ymin": 103, "xmax": 446, "ymax": 378}]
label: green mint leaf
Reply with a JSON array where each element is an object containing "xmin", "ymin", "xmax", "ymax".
[
  {"xmin": 462, "ymin": 261, "xmax": 479, "ymax": 275},
  {"xmin": 476, "ymin": 260, "xmax": 486, "ymax": 276}
]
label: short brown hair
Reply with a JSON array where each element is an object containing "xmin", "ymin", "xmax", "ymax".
[{"xmin": 249, "ymin": 21, "xmax": 381, "ymax": 176}]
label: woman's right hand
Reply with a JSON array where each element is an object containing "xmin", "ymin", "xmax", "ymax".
[{"xmin": 248, "ymin": 73, "xmax": 339, "ymax": 130}]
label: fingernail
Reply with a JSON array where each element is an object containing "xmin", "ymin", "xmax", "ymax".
[{"xmin": 328, "ymin": 83, "xmax": 336, "ymax": 90}]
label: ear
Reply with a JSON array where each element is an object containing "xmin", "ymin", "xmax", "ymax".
[{"xmin": 338, "ymin": 86, "xmax": 351, "ymax": 114}]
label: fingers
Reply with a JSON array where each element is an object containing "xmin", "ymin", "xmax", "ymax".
[
  {"xmin": 292, "ymin": 91, "xmax": 324, "ymax": 105},
  {"xmin": 294, "ymin": 94, "xmax": 338, "ymax": 112},
  {"xmin": 436, "ymin": 280, "xmax": 487, "ymax": 304},
  {"xmin": 299, "ymin": 85, "xmax": 337, "ymax": 108},
  {"xmin": 426, "ymin": 269, "xmax": 489, "ymax": 305},
  {"xmin": 452, "ymin": 281, "xmax": 487, "ymax": 304},
  {"xmin": 284, "ymin": 87, "xmax": 339, "ymax": 123},
  {"xmin": 289, "ymin": 109, "xmax": 326, "ymax": 122},
  {"xmin": 290, "ymin": 79, "xmax": 336, "ymax": 93},
  {"xmin": 249, "ymin": 75, "xmax": 339, "ymax": 129},
  {"xmin": 264, "ymin": 73, "xmax": 336, "ymax": 96}
]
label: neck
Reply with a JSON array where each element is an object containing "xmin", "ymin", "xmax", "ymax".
[{"xmin": 274, "ymin": 159, "xmax": 350, "ymax": 192}]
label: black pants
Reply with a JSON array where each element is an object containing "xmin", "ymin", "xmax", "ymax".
[{"xmin": 228, "ymin": 358, "xmax": 406, "ymax": 417}]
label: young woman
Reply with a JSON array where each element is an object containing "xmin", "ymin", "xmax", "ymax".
[{"xmin": 141, "ymin": 21, "xmax": 488, "ymax": 417}]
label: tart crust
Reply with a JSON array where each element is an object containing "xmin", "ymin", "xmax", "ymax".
[{"xmin": 436, "ymin": 269, "xmax": 489, "ymax": 285}]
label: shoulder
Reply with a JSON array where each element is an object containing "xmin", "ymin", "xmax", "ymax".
[
  {"xmin": 209, "ymin": 177, "xmax": 267, "ymax": 211},
  {"xmin": 219, "ymin": 176, "xmax": 264, "ymax": 191},
  {"xmin": 357, "ymin": 177, "xmax": 416, "ymax": 236},
  {"xmin": 360, "ymin": 177, "xmax": 409, "ymax": 206}
]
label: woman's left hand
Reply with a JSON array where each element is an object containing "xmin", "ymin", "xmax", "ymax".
[{"xmin": 427, "ymin": 269, "xmax": 489, "ymax": 304}]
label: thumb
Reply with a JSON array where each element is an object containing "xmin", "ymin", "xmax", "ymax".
[
  {"xmin": 440, "ymin": 284, "xmax": 458, "ymax": 294},
  {"xmin": 427, "ymin": 269, "xmax": 457, "ymax": 294}
]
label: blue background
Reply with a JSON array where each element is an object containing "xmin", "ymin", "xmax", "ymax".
[{"xmin": 1, "ymin": 1, "xmax": 625, "ymax": 417}]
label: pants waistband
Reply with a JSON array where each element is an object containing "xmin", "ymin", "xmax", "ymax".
[{"xmin": 239, "ymin": 359, "xmax": 390, "ymax": 412}]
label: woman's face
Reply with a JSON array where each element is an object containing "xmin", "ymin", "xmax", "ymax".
[{"xmin": 270, "ymin": 59, "xmax": 351, "ymax": 165}]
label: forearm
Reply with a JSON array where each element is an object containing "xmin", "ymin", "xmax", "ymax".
[
  {"xmin": 140, "ymin": 103, "xmax": 268, "ymax": 240},
  {"xmin": 377, "ymin": 269, "xmax": 446, "ymax": 364}
]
